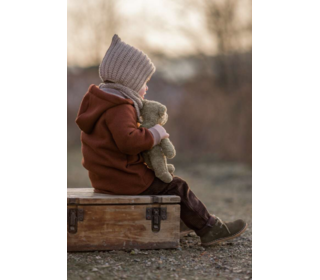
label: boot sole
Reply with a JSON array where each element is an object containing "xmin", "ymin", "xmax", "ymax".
[{"xmin": 201, "ymin": 223, "xmax": 248, "ymax": 247}]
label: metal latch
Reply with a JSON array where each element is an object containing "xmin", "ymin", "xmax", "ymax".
[
  {"xmin": 67, "ymin": 208, "xmax": 84, "ymax": 234},
  {"xmin": 146, "ymin": 207, "xmax": 167, "ymax": 232}
]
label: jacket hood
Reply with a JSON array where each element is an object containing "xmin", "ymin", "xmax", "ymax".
[{"xmin": 76, "ymin": 85, "xmax": 133, "ymax": 134}]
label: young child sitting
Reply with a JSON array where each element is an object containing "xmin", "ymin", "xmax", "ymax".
[{"xmin": 75, "ymin": 34, "xmax": 247, "ymax": 246}]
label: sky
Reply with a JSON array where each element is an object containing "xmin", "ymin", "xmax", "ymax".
[{"xmin": 67, "ymin": 0, "xmax": 251, "ymax": 67}]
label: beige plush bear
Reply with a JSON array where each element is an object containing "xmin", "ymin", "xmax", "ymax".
[{"xmin": 140, "ymin": 99, "xmax": 176, "ymax": 183}]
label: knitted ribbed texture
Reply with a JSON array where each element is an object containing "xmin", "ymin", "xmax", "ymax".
[
  {"xmin": 98, "ymin": 34, "xmax": 156, "ymax": 122},
  {"xmin": 99, "ymin": 34, "xmax": 156, "ymax": 92}
]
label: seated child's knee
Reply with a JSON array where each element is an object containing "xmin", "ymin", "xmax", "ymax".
[{"xmin": 172, "ymin": 177, "xmax": 189, "ymax": 193}]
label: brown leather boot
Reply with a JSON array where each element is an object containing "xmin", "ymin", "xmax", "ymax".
[
  {"xmin": 200, "ymin": 217, "xmax": 247, "ymax": 246},
  {"xmin": 180, "ymin": 219, "xmax": 194, "ymax": 237}
]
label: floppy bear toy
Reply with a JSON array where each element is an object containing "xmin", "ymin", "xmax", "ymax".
[{"xmin": 140, "ymin": 99, "xmax": 176, "ymax": 183}]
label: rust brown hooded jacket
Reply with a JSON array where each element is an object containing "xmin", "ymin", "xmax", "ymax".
[{"xmin": 75, "ymin": 85, "xmax": 155, "ymax": 195}]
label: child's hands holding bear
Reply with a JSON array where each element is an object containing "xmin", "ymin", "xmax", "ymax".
[
  {"xmin": 153, "ymin": 124, "xmax": 169, "ymax": 139},
  {"xmin": 149, "ymin": 124, "xmax": 169, "ymax": 147}
]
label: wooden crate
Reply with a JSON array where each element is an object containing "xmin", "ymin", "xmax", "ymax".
[{"xmin": 67, "ymin": 188, "xmax": 181, "ymax": 251}]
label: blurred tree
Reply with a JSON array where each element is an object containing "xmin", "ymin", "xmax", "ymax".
[
  {"xmin": 176, "ymin": 0, "xmax": 252, "ymax": 87},
  {"xmin": 203, "ymin": 0, "xmax": 251, "ymax": 86},
  {"xmin": 67, "ymin": 0, "xmax": 252, "ymax": 164},
  {"xmin": 67, "ymin": 0, "xmax": 122, "ymax": 66}
]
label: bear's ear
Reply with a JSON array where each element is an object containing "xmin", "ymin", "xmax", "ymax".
[{"xmin": 158, "ymin": 106, "xmax": 166, "ymax": 117}]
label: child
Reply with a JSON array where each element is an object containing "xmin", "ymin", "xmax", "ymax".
[{"xmin": 75, "ymin": 34, "xmax": 247, "ymax": 246}]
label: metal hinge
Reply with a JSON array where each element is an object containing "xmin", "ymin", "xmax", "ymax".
[
  {"xmin": 146, "ymin": 207, "xmax": 167, "ymax": 232},
  {"xmin": 67, "ymin": 208, "xmax": 84, "ymax": 234}
]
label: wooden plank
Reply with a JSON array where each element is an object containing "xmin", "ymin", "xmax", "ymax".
[
  {"xmin": 67, "ymin": 204, "xmax": 180, "ymax": 251},
  {"xmin": 67, "ymin": 188, "xmax": 181, "ymax": 205},
  {"xmin": 68, "ymin": 188, "xmax": 94, "ymax": 193}
]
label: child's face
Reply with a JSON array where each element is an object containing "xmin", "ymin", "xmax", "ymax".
[{"xmin": 138, "ymin": 82, "xmax": 148, "ymax": 99}]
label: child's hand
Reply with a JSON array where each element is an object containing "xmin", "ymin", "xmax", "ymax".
[
  {"xmin": 153, "ymin": 124, "xmax": 169, "ymax": 139},
  {"xmin": 148, "ymin": 124, "xmax": 169, "ymax": 147}
]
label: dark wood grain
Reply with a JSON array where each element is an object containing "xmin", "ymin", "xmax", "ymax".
[{"xmin": 67, "ymin": 204, "xmax": 180, "ymax": 251}]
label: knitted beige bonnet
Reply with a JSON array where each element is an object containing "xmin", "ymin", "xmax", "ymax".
[{"xmin": 99, "ymin": 34, "xmax": 156, "ymax": 93}]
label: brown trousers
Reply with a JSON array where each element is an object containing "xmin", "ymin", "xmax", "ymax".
[{"xmin": 139, "ymin": 176, "xmax": 216, "ymax": 237}]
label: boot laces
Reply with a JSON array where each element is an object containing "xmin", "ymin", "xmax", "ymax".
[{"xmin": 215, "ymin": 216, "xmax": 231, "ymax": 234}]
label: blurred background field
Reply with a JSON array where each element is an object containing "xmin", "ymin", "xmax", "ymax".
[
  {"xmin": 68, "ymin": 0, "xmax": 252, "ymax": 169},
  {"xmin": 67, "ymin": 1, "xmax": 252, "ymax": 278}
]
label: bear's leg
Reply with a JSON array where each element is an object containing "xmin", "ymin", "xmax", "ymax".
[{"xmin": 149, "ymin": 146, "xmax": 173, "ymax": 183}]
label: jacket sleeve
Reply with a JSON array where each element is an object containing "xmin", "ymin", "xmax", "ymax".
[{"xmin": 105, "ymin": 105, "xmax": 154, "ymax": 155}]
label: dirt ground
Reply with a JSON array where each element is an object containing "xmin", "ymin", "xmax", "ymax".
[{"xmin": 68, "ymin": 150, "xmax": 252, "ymax": 280}]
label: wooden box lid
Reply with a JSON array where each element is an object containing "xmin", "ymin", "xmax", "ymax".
[{"xmin": 67, "ymin": 188, "xmax": 181, "ymax": 205}]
